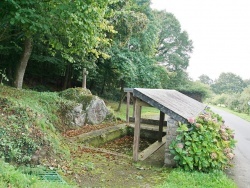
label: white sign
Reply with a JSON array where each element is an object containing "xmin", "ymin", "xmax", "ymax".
[{"xmin": 248, "ymin": 101, "xmax": 250, "ymax": 106}]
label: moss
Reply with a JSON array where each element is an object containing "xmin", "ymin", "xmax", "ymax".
[
  {"xmin": 59, "ymin": 87, "xmax": 94, "ymax": 110},
  {"xmin": 59, "ymin": 87, "xmax": 92, "ymax": 102}
]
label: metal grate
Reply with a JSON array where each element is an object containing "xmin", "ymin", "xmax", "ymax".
[{"xmin": 38, "ymin": 170, "xmax": 67, "ymax": 184}]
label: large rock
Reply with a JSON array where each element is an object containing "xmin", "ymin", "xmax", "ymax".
[
  {"xmin": 86, "ymin": 96, "xmax": 109, "ymax": 125},
  {"xmin": 61, "ymin": 88, "xmax": 111, "ymax": 126},
  {"xmin": 72, "ymin": 104, "xmax": 86, "ymax": 126}
]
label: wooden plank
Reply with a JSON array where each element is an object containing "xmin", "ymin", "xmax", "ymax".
[
  {"xmin": 138, "ymin": 135, "xmax": 167, "ymax": 161},
  {"xmin": 133, "ymin": 98, "xmax": 141, "ymax": 161},
  {"xmin": 137, "ymin": 99, "xmax": 152, "ymax": 107},
  {"xmin": 126, "ymin": 92, "xmax": 130, "ymax": 124},
  {"xmin": 128, "ymin": 123, "xmax": 167, "ymax": 132},
  {"xmin": 158, "ymin": 111, "xmax": 165, "ymax": 142}
]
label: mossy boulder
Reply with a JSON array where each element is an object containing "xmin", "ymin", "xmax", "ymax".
[{"xmin": 60, "ymin": 88, "xmax": 112, "ymax": 126}]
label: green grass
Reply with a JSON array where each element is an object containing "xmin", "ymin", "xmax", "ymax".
[
  {"xmin": 0, "ymin": 159, "xmax": 74, "ymax": 188},
  {"xmin": 209, "ymin": 104, "xmax": 250, "ymax": 122},
  {"xmin": 106, "ymin": 101, "xmax": 160, "ymax": 120},
  {"xmin": 157, "ymin": 169, "xmax": 237, "ymax": 188}
]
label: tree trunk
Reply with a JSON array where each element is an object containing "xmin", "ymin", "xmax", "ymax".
[
  {"xmin": 116, "ymin": 80, "xmax": 125, "ymax": 111},
  {"xmin": 13, "ymin": 38, "xmax": 33, "ymax": 89},
  {"xmin": 63, "ymin": 63, "xmax": 72, "ymax": 90}
]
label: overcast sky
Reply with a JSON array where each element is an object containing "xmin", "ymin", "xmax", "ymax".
[{"xmin": 151, "ymin": 0, "xmax": 250, "ymax": 81}]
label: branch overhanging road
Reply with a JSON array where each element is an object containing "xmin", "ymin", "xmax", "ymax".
[{"xmin": 210, "ymin": 106, "xmax": 250, "ymax": 188}]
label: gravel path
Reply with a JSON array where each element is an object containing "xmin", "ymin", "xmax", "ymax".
[{"xmin": 210, "ymin": 107, "xmax": 250, "ymax": 188}]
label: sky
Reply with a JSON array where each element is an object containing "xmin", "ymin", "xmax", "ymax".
[{"xmin": 151, "ymin": 0, "xmax": 250, "ymax": 81}]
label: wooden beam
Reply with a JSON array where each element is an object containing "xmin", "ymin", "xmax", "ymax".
[
  {"xmin": 126, "ymin": 92, "xmax": 130, "ymax": 124},
  {"xmin": 158, "ymin": 111, "xmax": 165, "ymax": 142},
  {"xmin": 137, "ymin": 99, "xmax": 152, "ymax": 107},
  {"xmin": 133, "ymin": 98, "xmax": 141, "ymax": 161},
  {"xmin": 138, "ymin": 135, "xmax": 167, "ymax": 161}
]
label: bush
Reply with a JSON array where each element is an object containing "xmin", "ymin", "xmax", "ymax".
[
  {"xmin": 210, "ymin": 94, "xmax": 229, "ymax": 106},
  {"xmin": 169, "ymin": 111, "xmax": 236, "ymax": 171},
  {"xmin": 226, "ymin": 93, "xmax": 240, "ymax": 111}
]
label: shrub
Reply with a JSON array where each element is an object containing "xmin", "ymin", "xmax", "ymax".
[
  {"xmin": 169, "ymin": 111, "xmax": 236, "ymax": 171},
  {"xmin": 226, "ymin": 93, "xmax": 240, "ymax": 112},
  {"xmin": 210, "ymin": 94, "xmax": 229, "ymax": 106}
]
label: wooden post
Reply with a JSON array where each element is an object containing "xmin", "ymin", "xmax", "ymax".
[
  {"xmin": 132, "ymin": 97, "xmax": 135, "ymax": 118},
  {"xmin": 158, "ymin": 111, "xmax": 165, "ymax": 142},
  {"xmin": 126, "ymin": 92, "xmax": 130, "ymax": 124},
  {"xmin": 133, "ymin": 98, "xmax": 141, "ymax": 161},
  {"xmin": 82, "ymin": 68, "xmax": 88, "ymax": 89}
]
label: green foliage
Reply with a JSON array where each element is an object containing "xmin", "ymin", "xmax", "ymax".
[
  {"xmin": 170, "ymin": 111, "xmax": 236, "ymax": 172},
  {"xmin": 177, "ymin": 81, "xmax": 212, "ymax": 101},
  {"xmin": 157, "ymin": 168, "xmax": 237, "ymax": 188},
  {"xmin": 0, "ymin": 97, "xmax": 47, "ymax": 164},
  {"xmin": 208, "ymin": 86, "xmax": 250, "ymax": 114},
  {"xmin": 59, "ymin": 87, "xmax": 94, "ymax": 110},
  {"xmin": 0, "ymin": 69, "xmax": 9, "ymax": 85},
  {"xmin": 209, "ymin": 93, "xmax": 229, "ymax": 106},
  {"xmin": 1, "ymin": 0, "xmax": 113, "ymax": 88},
  {"xmin": 155, "ymin": 11, "xmax": 193, "ymax": 71},
  {"xmin": 199, "ymin": 74, "xmax": 213, "ymax": 85},
  {"xmin": 60, "ymin": 87, "xmax": 92, "ymax": 101},
  {"xmin": 0, "ymin": 0, "xmax": 193, "ymax": 93},
  {"xmin": 212, "ymin": 72, "xmax": 246, "ymax": 94}
]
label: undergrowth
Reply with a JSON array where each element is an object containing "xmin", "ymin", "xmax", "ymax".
[{"xmin": 0, "ymin": 85, "xmax": 71, "ymax": 165}]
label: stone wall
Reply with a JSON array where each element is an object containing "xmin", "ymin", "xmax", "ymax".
[{"xmin": 164, "ymin": 117, "xmax": 179, "ymax": 166}]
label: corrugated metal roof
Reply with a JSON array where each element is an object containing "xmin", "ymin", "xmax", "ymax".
[{"xmin": 133, "ymin": 88, "xmax": 206, "ymax": 122}]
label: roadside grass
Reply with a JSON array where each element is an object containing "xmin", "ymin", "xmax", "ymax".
[
  {"xmin": 208, "ymin": 104, "xmax": 250, "ymax": 122},
  {"xmin": 157, "ymin": 169, "xmax": 237, "ymax": 188}
]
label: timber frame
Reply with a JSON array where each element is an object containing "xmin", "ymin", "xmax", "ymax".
[{"xmin": 124, "ymin": 88, "xmax": 206, "ymax": 162}]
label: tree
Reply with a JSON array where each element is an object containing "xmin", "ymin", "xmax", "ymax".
[
  {"xmin": 244, "ymin": 79, "xmax": 250, "ymax": 87},
  {"xmin": 1, "ymin": 0, "xmax": 111, "ymax": 89},
  {"xmin": 198, "ymin": 74, "xmax": 213, "ymax": 85},
  {"xmin": 154, "ymin": 11, "xmax": 193, "ymax": 72},
  {"xmin": 211, "ymin": 72, "xmax": 246, "ymax": 94}
]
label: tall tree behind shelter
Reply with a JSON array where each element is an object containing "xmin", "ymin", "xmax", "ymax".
[{"xmin": 0, "ymin": 0, "xmax": 111, "ymax": 89}]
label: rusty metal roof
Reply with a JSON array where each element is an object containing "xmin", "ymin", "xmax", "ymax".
[{"xmin": 133, "ymin": 88, "xmax": 206, "ymax": 123}]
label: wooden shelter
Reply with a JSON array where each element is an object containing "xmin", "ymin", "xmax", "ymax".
[{"xmin": 124, "ymin": 88, "xmax": 206, "ymax": 162}]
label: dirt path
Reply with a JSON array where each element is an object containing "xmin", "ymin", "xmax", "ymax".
[{"xmin": 210, "ymin": 107, "xmax": 250, "ymax": 188}]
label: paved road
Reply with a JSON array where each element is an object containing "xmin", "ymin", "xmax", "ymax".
[{"xmin": 210, "ymin": 107, "xmax": 250, "ymax": 188}]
